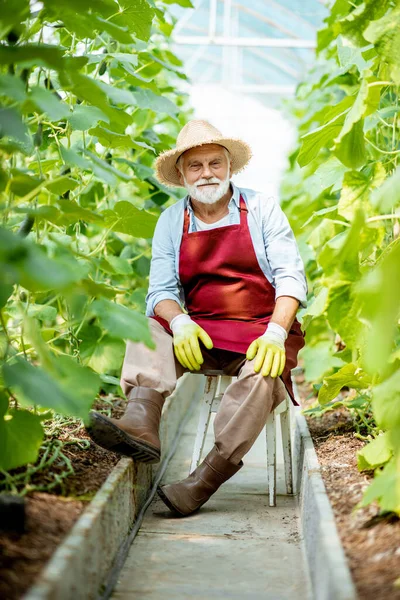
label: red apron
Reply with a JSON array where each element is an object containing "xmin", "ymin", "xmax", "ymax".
[{"xmin": 152, "ymin": 195, "xmax": 305, "ymax": 405}]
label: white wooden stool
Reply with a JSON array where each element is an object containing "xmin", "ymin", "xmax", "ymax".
[{"xmin": 190, "ymin": 370, "xmax": 293, "ymax": 507}]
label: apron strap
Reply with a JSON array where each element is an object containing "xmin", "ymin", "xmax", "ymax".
[
  {"xmin": 183, "ymin": 193, "xmax": 248, "ymax": 232},
  {"xmin": 238, "ymin": 194, "xmax": 248, "ymax": 225},
  {"xmin": 183, "ymin": 203, "xmax": 190, "ymax": 234}
]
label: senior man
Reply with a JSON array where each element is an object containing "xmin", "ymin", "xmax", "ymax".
[{"xmin": 87, "ymin": 120, "xmax": 307, "ymax": 517}]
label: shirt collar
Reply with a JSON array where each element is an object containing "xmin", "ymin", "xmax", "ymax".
[{"xmin": 184, "ymin": 181, "xmax": 241, "ymax": 212}]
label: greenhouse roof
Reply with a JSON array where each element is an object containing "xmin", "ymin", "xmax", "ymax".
[{"xmin": 169, "ymin": 0, "xmax": 329, "ymax": 105}]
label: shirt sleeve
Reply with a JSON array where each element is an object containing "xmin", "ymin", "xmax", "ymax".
[
  {"xmin": 262, "ymin": 196, "xmax": 308, "ymax": 309},
  {"xmin": 145, "ymin": 209, "xmax": 182, "ymax": 317}
]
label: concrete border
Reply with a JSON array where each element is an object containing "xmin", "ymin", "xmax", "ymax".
[
  {"xmin": 291, "ymin": 385, "xmax": 358, "ymax": 600},
  {"xmin": 24, "ymin": 373, "xmax": 358, "ymax": 600},
  {"xmin": 23, "ymin": 373, "xmax": 204, "ymax": 600}
]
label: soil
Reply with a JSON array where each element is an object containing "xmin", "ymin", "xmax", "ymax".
[
  {"xmin": 2, "ymin": 380, "xmax": 399, "ymax": 599},
  {"xmin": 0, "ymin": 394, "xmax": 128, "ymax": 600},
  {"xmin": 295, "ymin": 372, "xmax": 400, "ymax": 600}
]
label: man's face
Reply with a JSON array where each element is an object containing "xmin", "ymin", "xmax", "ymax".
[{"xmin": 176, "ymin": 144, "xmax": 231, "ymax": 204}]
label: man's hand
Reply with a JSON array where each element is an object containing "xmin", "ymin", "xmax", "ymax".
[
  {"xmin": 246, "ymin": 323, "xmax": 287, "ymax": 378},
  {"xmin": 170, "ymin": 314, "xmax": 213, "ymax": 371}
]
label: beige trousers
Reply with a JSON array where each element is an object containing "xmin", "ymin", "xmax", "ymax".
[{"xmin": 120, "ymin": 318, "xmax": 286, "ymax": 465}]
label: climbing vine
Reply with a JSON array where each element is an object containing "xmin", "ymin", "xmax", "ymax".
[
  {"xmin": 0, "ymin": 0, "xmax": 191, "ymax": 475},
  {"xmin": 282, "ymin": 0, "xmax": 400, "ymax": 515}
]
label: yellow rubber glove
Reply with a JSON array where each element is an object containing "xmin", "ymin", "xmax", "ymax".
[
  {"xmin": 246, "ymin": 323, "xmax": 287, "ymax": 378},
  {"xmin": 170, "ymin": 314, "xmax": 213, "ymax": 371}
]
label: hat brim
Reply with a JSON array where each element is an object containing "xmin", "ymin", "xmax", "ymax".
[{"xmin": 154, "ymin": 137, "xmax": 252, "ymax": 188}]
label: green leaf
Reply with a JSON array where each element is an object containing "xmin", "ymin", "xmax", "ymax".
[
  {"xmin": 336, "ymin": 35, "xmax": 368, "ymax": 71},
  {"xmin": 161, "ymin": 0, "xmax": 193, "ymax": 6},
  {"xmin": 306, "ymin": 157, "xmax": 348, "ymax": 198},
  {"xmin": 0, "ymin": 44, "xmax": 65, "ymax": 70},
  {"xmin": 357, "ymin": 459, "xmax": 400, "ymax": 515},
  {"xmin": 3, "ymin": 355, "xmax": 100, "ymax": 420},
  {"xmin": 105, "ymin": 255, "xmax": 133, "ymax": 275},
  {"xmin": 338, "ymin": 170, "xmax": 369, "ymax": 220},
  {"xmin": 131, "ymin": 139, "xmax": 156, "ymax": 153},
  {"xmin": 0, "ymin": 0, "xmax": 30, "ymax": 36},
  {"xmin": 336, "ymin": 80, "xmax": 369, "ymax": 143},
  {"xmin": 9, "ymin": 172, "xmax": 43, "ymax": 196},
  {"xmin": 132, "ymin": 89, "xmax": 178, "ymax": 116},
  {"xmin": 45, "ymin": 176, "xmax": 79, "ymax": 196},
  {"xmin": 57, "ymin": 199, "xmax": 105, "ymax": 224},
  {"xmin": 107, "ymin": 52, "xmax": 139, "ymax": 67},
  {"xmin": 88, "ymin": 125, "xmax": 133, "ymax": 149},
  {"xmin": 79, "ymin": 278, "xmax": 117, "ymax": 299},
  {"xmin": 90, "ymin": 298, "xmax": 155, "ymax": 348},
  {"xmin": 0, "ymin": 405, "xmax": 44, "ymax": 471},
  {"xmin": 371, "ymin": 370, "xmax": 400, "ymax": 433},
  {"xmin": 299, "ymin": 340, "xmax": 344, "ymax": 383},
  {"xmin": 326, "ymin": 283, "xmax": 361, "ymax": 349},
  {"xmin": 94, "ymin": 15, "xmax": 133, "ymax": 44},
  {"xmin": 357, "ymin": 242, "xmax": 400, "ymax": 375},
  {"xmin": 60, "ymin": 145, "xmax": 92, "ymax": 171},
  {"xmin": 83, "ymin": 149, "xmax": 131, "ymax": 185},
  {"xmin": 103, "ymin": 201, "xmax": 158, "ymax": 237},
  {"xmin": 26, "ymin": 303, "xmax": 58, "ymax": 321},
  {"xmin": 111, "ymin": 0, "xmax": 155, "ymax": 42},
  {"xmin": 0, "ymin": 73, "xmax": 27, "ymax": 102},
  {"xmin": 307, "ymin": 218, "xmax": 346, "ymax": 251},
  {"xmin": 357, "ymin": 432, "xmax": 393, "ymax": 472},
  {"xmin": 60, "ymin": 72, "xmax": 109, "ymax": 112},
  {"xmin": 335, "ymin": 119, "xmax": 367, "ymax": 169},
  {"xmin": 0, "ymin": 226, "xmax": 87, "ymax": 292},
  {"xmin": 79, "ymin": 325, "xmax": 125, "ymax": 373},
  {"xmin": 0, "ymin": 282, "xmax": 14, "ymax": 309},
  {"xmin": 338, "ymin": 163, "xmax": 386, "ymax": 220},
  {"xmin": 364, "ymin": 6, "xmax": 400, "ymax": 85},
  {"xmin": 0, "ymin": 107, "xmax": 30, "ymax": 145},
  {"xmin": 371, "ymin": 166, "xmax": 400, "ymax": 212},
  {"xmin": 318, "ymin": 363, "xmax": 371, "ymax": 404},
  {"xmin": 301, "ymin": 287, "xmax": 329, "ymax": 330},
  {"xmin": 67, "ymin": 105, "xmax": 110, "ymax": 131},
  {"xmin": 97, "ymin": 81, "xmax": 137, "ymax": 106},
  {"xmin": 339, "ymin": 0, "xmax": 392, "ymax": 47},
  {"xmin": 297, "ymin": 110, "xmax": 347, "ymax": 167},
  {"xmin": 28, "ymin": 87, "xmax": 71, "ymax": 121}
]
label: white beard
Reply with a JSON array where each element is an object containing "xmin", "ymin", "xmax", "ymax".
[{"xmin": 183, "ymin": 173, "xmax": 230, "ymax": 204}]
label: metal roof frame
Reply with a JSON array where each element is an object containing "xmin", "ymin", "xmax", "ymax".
[{"xmin": 171, "ymin": 0, "xmax": 324, "ymax": 99}]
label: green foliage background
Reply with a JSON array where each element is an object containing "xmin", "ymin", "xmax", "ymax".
[
  {"xmin": 282, "ymin": 0, "xmax": 400, "ymax": 515},
  {"xmin": 0, "ymin": 0, "xmax": 191, "ymax": 474}
]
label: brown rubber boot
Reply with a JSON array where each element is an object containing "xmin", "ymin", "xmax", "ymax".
[
  {"xmin": 157, "ymin": 445, "xmax": 243, "ymax": 516},
  {"xmin": 86, "ymin": 387, "xmax": 164, "ymax": 463}
]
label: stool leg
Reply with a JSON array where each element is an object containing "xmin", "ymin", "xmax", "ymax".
[
  {"xmin": 219, "ymin": 375, "xmax": 233, "ymax": 394},
  {"xmin": 266, "ymin": 411, "xmax": 276, "ymax": 507},
  {"xmin": 189, "ymin": 376, "xmax": 218, "ymax": 474},
  {"xmin": 280, "ymin": 400, "xmax": 293, "ymax": 495}
]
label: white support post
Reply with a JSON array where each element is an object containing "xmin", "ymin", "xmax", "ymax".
[
  {"xmin": 173, "ymin": 36, "xmax": 316, "ymax": 48},
  {"xmin": 280, "ymin": 399, "xmax": 293, "ymax": 495},
  {"xmin": 266, "ymin": 410, "xmax": 276, "ymax": 507},
  {"xmin": 208, "ymin": 0, "xmax": 217, "ymax": 38},
  {"xmin": 189, "ymin": 376, "xmax": 218, "ymax": 474}
]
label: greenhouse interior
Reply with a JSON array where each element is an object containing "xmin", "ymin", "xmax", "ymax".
[{"xmin": 0, "ymin": 0, "xmax": 399, "ymax": 599}]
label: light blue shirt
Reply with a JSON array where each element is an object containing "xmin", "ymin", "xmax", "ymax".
[{"xmin": 145, "ymin": 181, "xmax": 308, "ymax": 317}]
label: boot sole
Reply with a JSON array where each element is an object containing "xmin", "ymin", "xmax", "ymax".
[
  {"xmin": 156, "ymin": 486, "xmax": 188, "ymax": 516},
  {"xmin": 86, "ymin": 412, "xmax": 161, "ymax": 464}
]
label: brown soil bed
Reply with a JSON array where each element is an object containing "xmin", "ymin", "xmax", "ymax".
[
  {"xmin": 0, "ymin": 394, "xmax": 127, "ymax": 600},
  {"xmin": 295, "ymin": 373, "xmax": 400, "ymax": 600}
]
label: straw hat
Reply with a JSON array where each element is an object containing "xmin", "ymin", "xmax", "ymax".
[{"xmin": 154, "ymin": 119, "xmax": 252, "ymax": 187}]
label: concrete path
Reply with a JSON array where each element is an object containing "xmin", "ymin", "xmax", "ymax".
[{"xmin": 112, "ymin": 395, "xmax": 312, "ymax": 600}]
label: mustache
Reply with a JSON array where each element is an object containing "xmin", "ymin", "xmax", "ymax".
[{"xmin": 195, "ymin": 178, "xmax": 221, "ymax": 187}]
